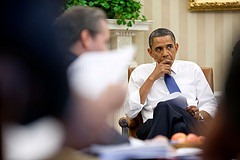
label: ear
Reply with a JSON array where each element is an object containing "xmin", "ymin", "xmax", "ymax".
[
  {"xmin": 175, "ymin": 43, "xmax": 179, "ymax": 53},
  {"xmin": 147, "ymin": 48, "xmax": 153, "ymax": 58},
  {"xmin": 80, "ymin": 29, "xmax": 92, "ymax": 49}
]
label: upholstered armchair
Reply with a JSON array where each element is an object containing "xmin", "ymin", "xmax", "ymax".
[{"xmin": 119, "ymin": 67, "xmax": 214, "ymax": 138}]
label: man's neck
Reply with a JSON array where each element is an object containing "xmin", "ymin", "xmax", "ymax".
[{"xmin": 70, "ymin": 41, "xmax": 85, "ymax": 56}]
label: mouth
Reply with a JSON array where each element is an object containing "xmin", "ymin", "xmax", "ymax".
[
  {"xmin": 161, "ymin": 58, "xmax": 172, "ymax": 64},
  {"xmin": 165, "ymin": 61, "xmax": 172, "ymax": 65}
]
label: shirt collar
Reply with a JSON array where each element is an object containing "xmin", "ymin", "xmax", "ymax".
[{"xmin": 171, "ymin": 61, "xmax": 178, "ymax": 74}]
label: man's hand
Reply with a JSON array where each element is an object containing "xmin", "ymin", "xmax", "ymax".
[
  {"xmin": 140, "ymin": 59, "xmax": 173, "ymax": 104},
  {"xmin": 186, "ymin": 105, "xmax": 201, "ymax": 120},
  {"xmin": 150, "ymin": 59, "xmax": 173, "ymax": 81}
]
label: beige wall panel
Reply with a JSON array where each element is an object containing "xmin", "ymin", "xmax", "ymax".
[
  {"xmin": 205, "ymin": 13, "xmax": 215, "ymax": 67},
  {"xmin": 187, "ymin": 12, "xmax": 197, "ymax": 62},
  {"xmin": 134, "ymin": 32, "xmax": 146, "ymax": 64},
  {"xmin": 160, "ymin": 0, "xmax": 170, "ymax": 28},
  {"xmin": 135, "ymin": 0, "xmax": 240, "ymax": 92},
  {"xmin": 144, "ymin": 0, "xmax": 154, "ymax": 63},
  {"xmin": 214, "ymin": 12, "xmax": 224, "ymax": 91},
  {"xmin": 196, "ymin": 12, "xmax": 206, "ymax": 66},
  {"xmin": 178, "ymin": 0, "xmax": 188, "ymax": 60},
  {"xmin": 170, "ymin": 0, "xmax": 179, "ymax": 41}
]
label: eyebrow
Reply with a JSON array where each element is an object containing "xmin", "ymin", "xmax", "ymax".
[
  {"xmin": 155, "ymin": 46, "xmax": 162, "ymax": 50},
  {"xmin": 155, "ymin": 43, "xmax": 173, "ymax": 49}
]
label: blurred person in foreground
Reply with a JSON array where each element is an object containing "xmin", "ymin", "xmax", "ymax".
[
  {"xmin": 1, "ymin": 1, "xmax": 129, "ymax": 160},
  {"xmin": 125, "ymin": 28, "xmax": 218, "ymax": 140},
  {"xmin": 53, "ymin": 5, "xmax": 110, "ymax": 65},
  {"xmin": 203, "ymin": 40, "xmax": 240, "ymax": 160},
  {"xmin": 0, "ymin": 0, "xmax": 70, "ymax": 159},
  {"xmin": 52, "ymin": 5, "xmax": 130, "ymax": 156}
]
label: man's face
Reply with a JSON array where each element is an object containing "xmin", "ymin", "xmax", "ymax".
[
  {"xmin": 148, "ymin": 35, "xmax": 178, "ymax": 66},
  {"xmin": 90, "ymin": 19, "xmax": 110, "ymax": 51}
]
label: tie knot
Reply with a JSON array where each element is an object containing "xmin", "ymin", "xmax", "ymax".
[{"xmin": 164, "ymin": 74, "xmax": 171, "ymax": 79}]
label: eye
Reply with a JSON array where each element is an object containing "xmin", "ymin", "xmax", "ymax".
[
  {"xmin": 167, "ymin": 44, "xmax": 173, "ymax": 49},
  {"xmin": 155, "ymin": 47, "xmax": 162, "ymax": 52}
]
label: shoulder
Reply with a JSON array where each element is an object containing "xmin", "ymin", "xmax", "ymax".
[
  {"xmin": 173, "ymin": 60, "xmax": 203, "ymax": 76},
  {"xmin": 129, "ymin": 63, "xmax": 155, "ymax": 80},
  {"xmin": 174, "ymin": 60, "xmax": 199, "ymax": 67},
  {"xmin": 174, "ymin": 60, "xmax": 201, "ymax": 70},
  {"xmin": 133, "ymin": 63, "xmax": 155, "ymax": 74}
]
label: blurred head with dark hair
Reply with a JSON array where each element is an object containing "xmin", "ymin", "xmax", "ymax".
[
  {"xmin": 53, "ymin": 6, "xmax": 109, "ymax": 57},
  {"xmin": 0, "ymin": 0, "xmax": 69, "ymax": 124}
]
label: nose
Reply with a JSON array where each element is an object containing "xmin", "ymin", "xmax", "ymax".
[{"xmin": 162, "ymin": 48, "xmax": 169, "ymax": 58}]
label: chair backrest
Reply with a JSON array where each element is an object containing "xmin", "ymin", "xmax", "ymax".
[{"xmin": 201, "ymin": 67, "xmax": 214, "ymax": 92}]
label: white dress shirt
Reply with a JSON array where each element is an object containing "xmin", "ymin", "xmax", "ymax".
[{"xmin": 125, "ymin": 60, "xmax": 217, "ymax": 123}]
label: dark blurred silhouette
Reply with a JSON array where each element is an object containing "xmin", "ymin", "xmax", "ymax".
[
  {"xmin": 232, "ymin": 40, "xmax": 240, "ymax": 57},
  {"xmin": 203, "ymin": 39, "xmax": 240, "ymax": 160},
  {"xmin": 1, "ymin": 0, "xmax": 68, "ymax": 125},
  {"xmin": 0, "ymin": 0, "xmax": 70, "ymax": 159}
]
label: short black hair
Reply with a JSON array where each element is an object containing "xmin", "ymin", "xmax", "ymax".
[{"xmin": 149, "ymin": 28, "xmax": 176, "ymax": 48}]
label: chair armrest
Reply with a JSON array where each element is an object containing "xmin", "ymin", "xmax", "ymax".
[
  {"xmin": 118, "ymin": 113, "xmax": 143, "ymax": 137},
  {"xmin": 118, "ymin": 116, "xmax": 139, "ymax": 136},
  {"xmin": 118, "ymin": 117, "xmax": 138, "ymax": 128}
]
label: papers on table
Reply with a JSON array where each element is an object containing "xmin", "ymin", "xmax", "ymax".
[
  {"xmin": 89, "ymin": 141, "xmax": 173, "ymax": 160},
  {"xmin": 68, "ymin": 46, "xmax": 136, "ymax": 100},
  {"xmin": 175, "ymin": 148, "xmax": 203, "ymax": 157},
  {"xmin": 89, "ymin": 138, "xmax": 203, "ymax": 160}
]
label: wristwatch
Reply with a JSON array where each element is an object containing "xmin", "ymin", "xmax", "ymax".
[{"xmin": 199, "ymin": 112, "xmax": 204, "ymax": 121}]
